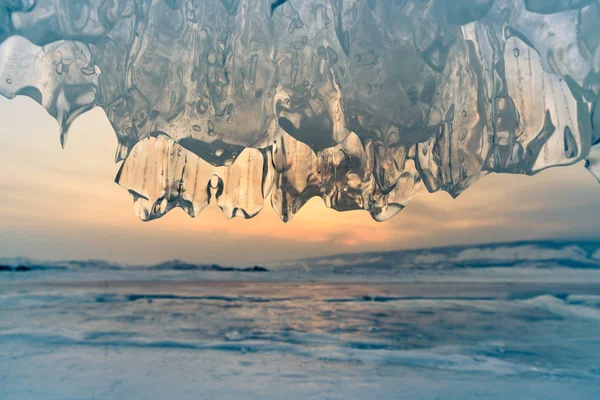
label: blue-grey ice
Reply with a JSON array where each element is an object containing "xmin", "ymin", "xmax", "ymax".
[
  {"xmin": 0, "ymin": 0, "xmax": 599, "ymax": 221},
  {"xmin": 2, "ymin": 240, "xmax": 600, "ymax": 399}
]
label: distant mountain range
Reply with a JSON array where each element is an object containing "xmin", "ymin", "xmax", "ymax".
[
  {"xmin": 0, "ymin": 258, "xmax": 268, "ymax": 273},
  {"xmin": 271, "ymin": 240, "xmax": 600, "ymax": 274},
  {"xmin": 2, "ymin": 240, "xmax": 600, "ymax": 273}
]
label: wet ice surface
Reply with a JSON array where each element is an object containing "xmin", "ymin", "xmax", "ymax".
[
  {"xmin": 1, "ymin": 0, "xmax": 600, "ymax": 221},
  {"xmin": 2, "ymin": 241, "xmax": 600, "ymax": 399}
]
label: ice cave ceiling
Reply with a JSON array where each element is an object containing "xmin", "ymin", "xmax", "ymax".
[{"xmin": 0, "ymin": 0, "xmax": 599, "ymax": 221}]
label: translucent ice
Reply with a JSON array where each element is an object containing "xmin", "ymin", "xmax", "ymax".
[{"xmin": 1, "ymin": 0, "xmax": 599, "ymax": 221}]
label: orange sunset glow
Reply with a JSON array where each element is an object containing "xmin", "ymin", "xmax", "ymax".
[{"xmin": 2, "ymin": 96, "xmax": 600, "ymax": 265}]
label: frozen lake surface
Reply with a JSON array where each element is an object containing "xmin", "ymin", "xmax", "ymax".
[{"xmin": 2, "ymin": 241, "xmax": 600, "ymax": 399}]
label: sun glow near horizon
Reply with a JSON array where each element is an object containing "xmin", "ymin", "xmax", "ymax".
[{"xmin": 2, "ymin": 96, "xmax": 600, "ymax": 266}]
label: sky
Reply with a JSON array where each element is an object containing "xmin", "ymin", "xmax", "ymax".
[{"xmin": 1, "ymin": 96, "xmax": 600, "ymax": 266}]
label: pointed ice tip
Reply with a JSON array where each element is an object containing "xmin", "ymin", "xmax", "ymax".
[
  {"xmin": 59, "ymin": 130, "xmax": 68, "ymax": 149},
  {"xmin": 585, "ymin": 145, "xmax": 600, "ymax": 184}
]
